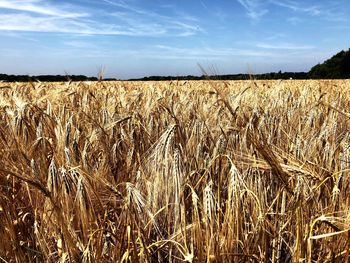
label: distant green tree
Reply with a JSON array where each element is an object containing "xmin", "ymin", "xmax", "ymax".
[{"xmin": 309, "ymin": 48, "xmax": 350, "ymax": 79}]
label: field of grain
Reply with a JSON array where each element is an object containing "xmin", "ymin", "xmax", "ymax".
[{"xmin": 1, "ymin": 79, "xmax": 350, "ymax": 262}]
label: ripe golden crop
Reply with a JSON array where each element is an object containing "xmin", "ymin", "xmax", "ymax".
[{"xmin": 1, "ymin": 79, "xmax": 350, "ymax": 262}]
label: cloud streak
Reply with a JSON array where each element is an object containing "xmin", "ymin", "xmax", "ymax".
[
  {"xmin": 256, "ymin": 42, "xmax": 315, "ymax": 50},
  {"xmin": 269, "ymin": 0, "xmax": 322, "ymax": 16},
  {"xmin": 104, "ymin": 0, "xmax": 203, "ymax": 36},
  {"xmin": 237, "ymin": 0, "xmax": 268, "ymax": 21},
  {"xmin": 58, "ymin": 44, "xmax": 284, "ymax": 60},
  {"xmin": 0, "ymin": 0, "xmax": 202, "ymax": 36},
  {"xmin": 0, "ymin": 13, "xmax": 153, "ymax": 36},
  {"xmin": 147, "ymin": 45, "xmax": 281, "ymax": 60},
  {"xmin": 237, "ymin": 0, "xmax": 347, "ymax": 23},
  {"xmin": 0, "ymin": 0, "xmax": 87, "ymax": 18}
]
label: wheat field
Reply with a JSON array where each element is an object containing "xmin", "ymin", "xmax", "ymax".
[{"xmin": 1, "ymin": 79, "xmax": 350, "ymax": 262}]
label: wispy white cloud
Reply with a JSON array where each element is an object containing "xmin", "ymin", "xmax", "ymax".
[
  {"xmin": 237, "ymin": 0, "xmax": 268, "ymax": 21},
  {"xmin": 46, "ymin": 42, "xmax": 283, "ymax": 61},
  {"xmin": 200, "ymin": 0, "xmax": 208, "ymax": 10},
  {"xmin": 269, "ymin": 0, "xmax": 348, "ymax": 22},
  {"xmin": 0, "ymin": 0, "xmax": 87, "ymax": 18},
  {"xmin": 63, "ymin": 40, "xmax": 97, "ymax": 49},
  {"xmin": 0, "ymin": 13, "xmax": 148, "ymax": 35},
  {"xmin": 0, "ymin": 0, "xmax": 202, "ymax": 36},
  {"xmin": 269, "ymin": 0, "xmax": 322, "ymax": 16},
  {"xmin": 149, "ymin": 45, "xmax": 280, "ymax": 60},
  {"xmin": 256, "ymin": 42, "xmax": 315, "ymax": 50},
  {"xmin": 104, "ymin": 0, "xmax": 203, "ymax": 36},
  {"xmin": 287, "ymin": 16, "xmax": 303, "ymax": 25},
  {"xmin": 237, "ymin": 0, "xmax": 347, "ymax": 24}
]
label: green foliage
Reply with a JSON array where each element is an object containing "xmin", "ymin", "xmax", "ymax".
[
  {"xmin": 309, "ymin": 48, "xmax": 350, "ymax": 79},
  {"xmin": 1, "ymin": 48, "xmax": 350, "ymax": 81},
  {"xmin": 0, "ymin": 74, "xmax": 98, "ymax": 82}
]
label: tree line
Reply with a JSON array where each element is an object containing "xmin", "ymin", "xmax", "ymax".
[
  {"xmin": 0, "ymin": 74, "xmax": 99, "ymax": 82},
  {"xmin": 309, "ymin": 48, "xmax": 350, "ymax": 79},
  {"xmin": 1, "ymin": 48, "xmax": 349, "ymax": 82},
  {"xmin": 133, "ymin": 48, "xmax": 350, "ymax": 81}
]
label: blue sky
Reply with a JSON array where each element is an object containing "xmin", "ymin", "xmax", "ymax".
[{"xmin": 0, "ymin": 0, "xmax": 349, "ymax": 79}]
